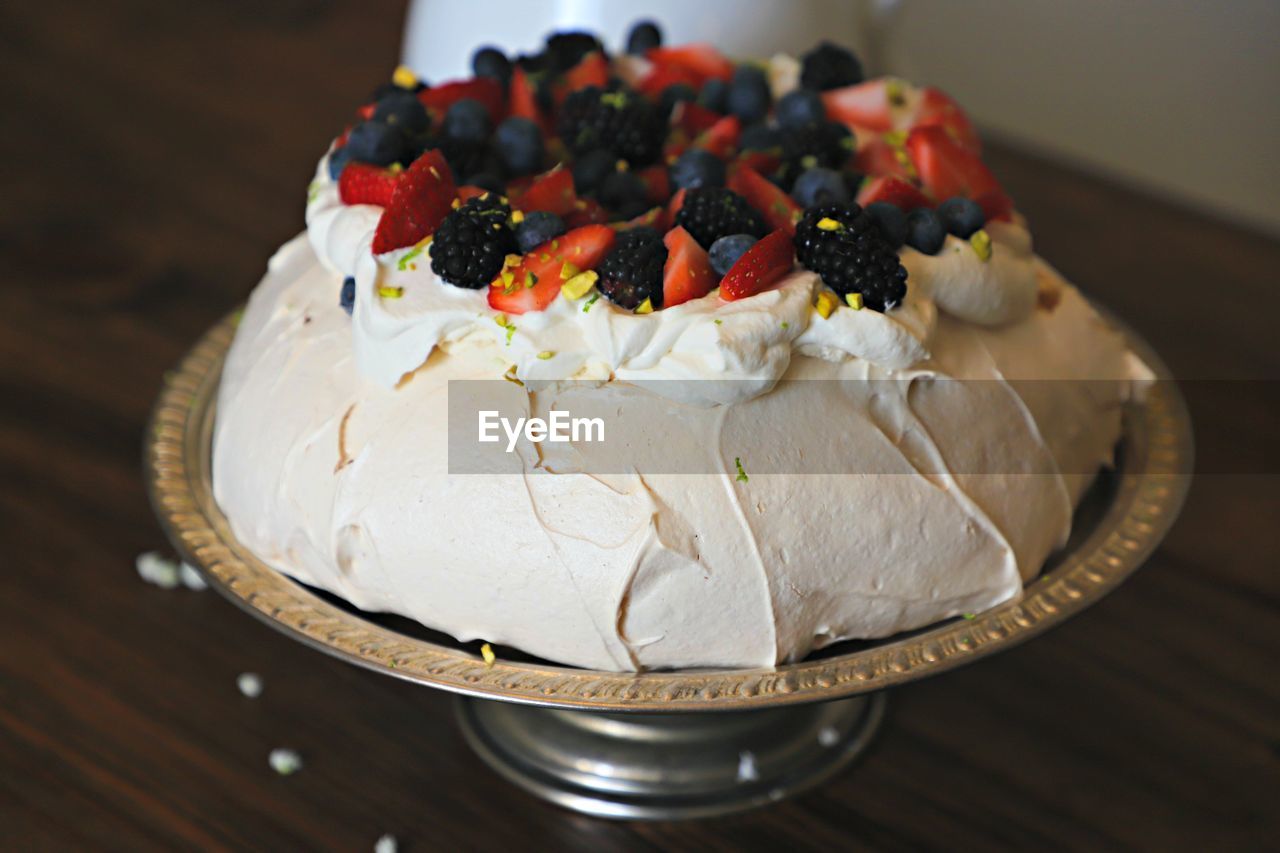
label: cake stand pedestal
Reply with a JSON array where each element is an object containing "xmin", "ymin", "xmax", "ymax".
[{"xmin": 146, "ymin": 311, "xmax": 1191, "ymax": 820}]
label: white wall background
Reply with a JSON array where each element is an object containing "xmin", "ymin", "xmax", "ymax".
[{"xmin": 404, "ymin": 0, "xmax": 1279, "ymax": 234}]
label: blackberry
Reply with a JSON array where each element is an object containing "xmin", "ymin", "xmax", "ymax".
[
  {"xmin": 558, "ymin": 86, "xmax": 665, "ymax": 166},
  {"xmin": 598, "ymin": 227, "xmax": 667, "ymax": 310},
  {"xmin": 799, "ymin": 42, "xmax": 864, "ymax": 92},
  {"xmin": 675, "ymin": 187, "xmax": 767, "ymax": 250},
  {"xmin": 429, "ymin": 194, "xmax": 518, "ymax": 289},
  {"xmin": 544, "ymin": 31, "xmax": 604, "ymax": 73},
  {"xmin": 794, "ymin": 204, "xmax": 908, "ymax": 312},
  {"xmin": 779, "ymin": 121, "xmax": 855, "ymax": 188}
]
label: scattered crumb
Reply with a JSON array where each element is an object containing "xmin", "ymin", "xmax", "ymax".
[
  {"xmin": 374, "ymin": 834, "xmax": 398, "ymax": 853},
  {"xmin": 818, "ymin": 726, "xmax": 839, "ymax": 747},
  {"xmin": 179, "ymin": 563, "xmax": 208, "ymax": 591},
  {"xmin": 237, "ymin": 672, "xmax": 264, "ymax": 698},
  {"xmin": 136, "ymin": 551, "xmax": 180, "ymax": 589},
  {"xmin": 736, "ymin": 751, "xmax": 759, "ymax": 782},
  {"xmin": 269, "ymin": 748, "xmax": 303, "ymax": 776}
]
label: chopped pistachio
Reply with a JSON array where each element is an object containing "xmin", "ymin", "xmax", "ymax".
[
  {"xmin": 391, "ymin": 64, "xmax": 418, "ymax": 88},
  {"xmin": 816, "ymin": 217, "xmax": 842, "ymax": 232},
  {"xmin": 561, "ymin": 270, "xmax": 598, "ymax": 301},
  {"xmin": 845, "ymin": 292, "xmax": 864, "ymax": 310},
  {"xmin": 510, "ymin": 209, "xmax": 525, "ymax": 224},
  {"xmin": 560, "ymin": 261, "xmax": 580, "ymax": 281},
  {"xmin": 969, "ymin": 229, "xmax": 993, "ymax": 261},
  {"xmin": 635, "ymin": 297, "xmax": 654, "ymax": 314},
  {"xmin": 480, "ymin": 643, "xmax": 496, "ymax": 667},
  {"xmin": 734, "ymin": 456, "xmax": 749, "ymax": 483},
  {"xmin": 536, "ymin": 350, "xmax": 554, "ymax": 360},
  {"xmin": 582, "ymin": 292, "xmax": 601, "ymax": 312},
  {"xmin": 377, "ymin": 286, "xmax": 404, "ymax": 299},
  {"xmin": 815, "ymin": 290, "xmax": 839, "ymax": 319}
]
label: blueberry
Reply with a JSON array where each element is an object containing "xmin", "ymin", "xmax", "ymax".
[
  {"xmin": 709, "ymin": 234, "xmax": 758, "ymax": 276},
  {"xmin": 599, "ymin": 170, "xmax": 648, "ymax": 212},
  {"xmin": 670, "ymin": 149, "xmax": 726, "ymax": 190},
  {"xmin": 344, "ymin": 121, "xmax": 406, "ymax": 167},
  {"xmin": 494, "ymin": 116, "xmax": 543, "ymax": 176},
  {"xmin": 936, "ymin": 196, "xmax": 985, "ymax": 238},
  {"xmin": 626, "ymin": 20, "xmax": 662, "ymax": 55},
  {"xmin": 472, "ymin": 46, "xmax": 511, "ymax": 87},
  {"xmin": 443, "ymin": 98, "xmax": 491, "ymax": 143},
  {"xmin": 866, "ymin": 202, "xmax": 907, "ymax": 247},
  {"xmin": 776, "ymin": 89, "xmax": 825, "ymax": 129},
  {"xmin": 327, "ymin": 146, "xmax": 352, "ymax": 180},
  {"xmin": 739, "ymin": 123, "xmax": 782, "ymax": 152},
  {"xmin": 515, "ymin": 211, "xmax": 567, "ymax": 253},
  {"xmin": 842, "ymin": 170, "xmax": 866, "ymax": 198},
  {"xmin": 699, "ymin": 78, "xmax": 729, "ymax": 113},
  {"xmin": 372, "ymin": 80, "xmax": 426, "ymax": 100},
  {"xmin": 572, "ymin": 148, "xmax": 617, "ymax": 194},
  {"xmin": 791, "ymin": 167, "xmax": 849, "ymax": 207},
  {"xmin": 727, "ymin": 65, "xmax": 771, "ymax": 124},
  {"xmin": 659, "ymin": 83, "xmax": 697, "ymax": 118},
  {"xmin": 340, "ymin": 277, "xmax": 356, "ymax": 315},
  {"xmin": 905, "ymin": 208, "xmax": 947, "ymax": 254},
  {"xmin": 373, "ymin": 91, "xmax": 431, "ymax": 134}
]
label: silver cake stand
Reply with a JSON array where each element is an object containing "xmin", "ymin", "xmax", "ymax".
[{"xmin": 146, "ymin": 310, "xmax": 1192, "ymax": 820}]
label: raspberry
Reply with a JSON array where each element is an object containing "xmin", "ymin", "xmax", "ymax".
[
  {"xmin": 793, "ymin": 203, "xmax": 908, "ymax": 312},
  {"xmin": 429, "ymin": 194, "xmax": 518, "ymax": 288}
]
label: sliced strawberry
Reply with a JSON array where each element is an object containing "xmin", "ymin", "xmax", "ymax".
[
  {"xmin": 855, "ymin": 175, "xmax": 932, "ymax": 211},
  {"xmin": 371, "ymin": 150, "xmax": 456, "ymax": 254},
  {"xmin": 666, "ymin": 187, "xmax": 688, "ymax": 223},
  {"xmin": 663, "ymin": 226, "xmax": 716, "ymax": 308},
  {"xmin": 557, "ymin": 51, "xmax": 610, "ymax": 103},
  {"xmin": 823, "ymin": 78, "xmax": 901, "ymax": 133},
  {"xmin": 719, "ymin": 228, "xmax": 795, "ymax": 301},
  {"xmin": 637, "ymin": 62, "xmax": 702, "ymax": 99},
  {"xmin": 418, "ymin": 77, "xmax": 505, "ymax": 122},
  {"xmin": 355, "ymin": 102, "xmax": 376, "ymax": 121},
  {"xmin": 508, "ymin": 166, "xmax": 577, "ymax": 216},
  {"xmin": 646, "ymin": 44, "xmax": 735, "ymax": 84},
  {"xmin": 619, "ymin": 206, "xmax": 669, "ymax": 232},
  {"xmin": 728, "ymin": 164, "xmax": 801, "ymax": 234},
  {"xmin": 456, "ymin": 184, "xmax": 490, "ymax": 202},
  {"xmin": 975, "ymin": 189, "xmax": 1015, "ymax": 222},
  {"xmin": 508, "ymin": 66, "xmax": 552, "ymax": 136},
  {"xmin": 635, "ymin": 164, "xmax": 671, "ymax": 205},
  {"xmin": 737, "ymin": 148, "xmax": 782, "ymax": 176},
  {"xmin": 693, "ymin": 115, "xmax": 741, "ymax": 159},
  {"xmin": 914, "ymin": 87, "xmax": 980, "ymax": 153},
  {"xmin": 488, "ymin": 225, "xmax": 617, "ymax": 314},
  {"xmin": 672, "ymin": 100, "xmax": 723, "ymax": 137},
  {"xmin": 854, "ymin": 136, "xmax": 915, "ymax": 181},
  {"xmin": 339, "ymin": 162, "xmax": 400, "ymax": 207},
  {"xmin": 905, "ymin": 125, "xmax": 1003, "ymax": 201},
  {"xmin": 564, "ymin": 197, "xmax": 610, "ymax": 228}
]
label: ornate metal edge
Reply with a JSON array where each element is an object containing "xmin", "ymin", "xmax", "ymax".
[{"xmin": 146, "ymin": 309, "xmax": 1193, "ymax": 712}]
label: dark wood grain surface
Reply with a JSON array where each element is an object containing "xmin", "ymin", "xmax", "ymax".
[{"xmin": 3, "ymin": 2, "xmax": 1278, "ymax": 850}]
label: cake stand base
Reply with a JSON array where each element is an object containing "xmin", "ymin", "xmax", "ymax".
[{"xmin": 456, "ymin": 693, "xmax": 888, "ymax": 820}]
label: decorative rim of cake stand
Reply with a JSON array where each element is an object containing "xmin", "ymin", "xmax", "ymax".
[{"xmin": 146, "ymin": 308, "xmax": 1192, "ymax": 712}]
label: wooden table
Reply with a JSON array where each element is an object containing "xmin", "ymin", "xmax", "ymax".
[{"xmin": 3, "ymin": 2, "xmax": 1277, "ymax": 849}]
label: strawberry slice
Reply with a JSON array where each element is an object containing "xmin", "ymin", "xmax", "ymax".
[
  {"xmin": 620, "ymin": 206, "xmax": 669, "ymax": 232},
  {"xmin": 418, "ymin": 77, "xmax": 505, "ymax": 122},
  {"xmin": 355, "ymin": 102, "xmax": 377, "ymax": 121},
  {"xmin": 905, "ymin": 125, "xmax": 1003, "ymax": 201},
  {"xmin": 975, "ymin": 189, "xmax": 1015, "ymax": 223},
  {"xmin": 854, "ymin": 136, "xmax": 915, "ymax": 181},
  {"xmin": 508, "ymin": 66, "xmax": 552, "ymax": 136},
  {"xmin": 635, "ymin": 164, "xmax": 671, "ymax": 205},
  {"xmin": 719, "ymin": 228, "xmax": 795, "ymax": 301},
  {"xmin": 646, "ymin": 44, "xmax": 735, "ymax": 84},
  {"xmin": 339, "ymin": 162, "xmax": 400, "ymax": 207},
  {"xmin": 728, "ymin": 164, "xmax": 801, "ymax": 234},
  {"xmin": 508, "ymin": 166, "xmax": 577, "ymax": 216},
  {"xmin": 456, "ymin": 184, "xmax": 490, "ymax": 203},
  {"xmin": 914, "ymin": 87, "xmax": 980, "ymax": 152},
  {"xmin": 823, "ymin": 78, "xmax": 902, "ymax": 133},
  {"xmin": 737, "ymin": 149, "xmax": 782, "ymax": 176},
  {"xmin": 637, "ymin": 62, "xmax": 702, "ymax": 99},
  {"xmin": 672, "ymin": 100, "xmax": 723, "ymax": 137},
  {"xmin": 371, "ymin": 150, "xmax": 456, "ymax": 254},
  {"xmin": 556, "ymin": 51, "xmax": 610, "ymax": 103},
  {"xmin": 665, "ymin": 187, "xmax": 688, "ymax": 223},
  {"xmin": 693, "ymin": 115, "xmax": 741, "ymax": 159},
  {"xmin": 487, "ymin": 225, "xmax": 617, "ymax": 314},
  {"xmin": 564, "ymin": 197, "xmax": 610, "ymax": 228},
  {"xmin": 855, "ymin": 175, "xmax": 932, "ymax": 211},
  {"xmin": 663, "ymin": 226, "xmax": 716, "ymax": 308}
]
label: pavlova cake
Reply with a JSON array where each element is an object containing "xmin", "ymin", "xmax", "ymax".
[{"xmin": 213, "ymin": 23, "xmax": 1148, "ymax": 671}]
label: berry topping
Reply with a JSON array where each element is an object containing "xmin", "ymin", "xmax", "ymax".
[
  {"xmin": 855, "ymin": 175, "xmax": 930, "ymax": 211},
  {"xmin": 794, "ymin": 204, "xmax": 908, "ymax": 311},
  {"xmin": 339, "ymin": 162, "xmax": 400, "ymax": 207},
  {"xmin": 675, "ymin": 187, "xmax": 767, "ymax": 250},
  {"xmin": 371, "ymin": 150, "xmax": 456, "ymax": 254},
  {"xmin": 645, "ymin": 44, "xmax": 735, "ymax": 86},
  {"xmin": 417, "ymin": 77, "xmax": 506, "ymax": 123},
  {"xmin": 508, "ymin": 66, "xmax": 550, "ymax": 134},
  {"xmin": 726, "ymin": 164, "xmax": 802, "ymax": 233},
  {"xmin": 598, "ymin": 170, "xmax": 650, "ymax": 219},
  {"xmin": 854, "ymin": 136, "xmax": 915, "ymax": 182},
  {"xmin": 560, "ymin": 51, "xmax": 611, "ymax": 96},
  {"xmin": 671, "ymin": 148, "xmax": 727, "ymax": 190},
  {"xmin": 514, "ymin": 211, "xmax": 567, "ymax": 254},
  {"xmin": 800, "ymin": 42, "xmax": 864, "ymax": 91},
  {"xmin": 719, "ymin": 228, "xmax": 796, "ymax": 301},
  {"xmin": 570, "ymin": 149, "xmax": 617, "ymax": 195},
  {"xmin": 659, "ymin": 83, "xmax": 698, "ymax": 119},
  {"xmin": 492, "ymin": 116, "xmax": 544, "ymax": 176},
  {"xmin": 471, "ymin": 46, "xmax": 512, "ymax": 88},
  {"xmin": 779, "ymin": 120, "xmax": 855, "ymax": 187},
  {"xmin": 626, "ymin": 20, "xmax": 662, "ymax": 56},
  {"xmin": 691, "ymin": 114, "xmax": 742, "ymax": 159},
  {"xmin": 936, "ymin": 196, "xmax": 985, "ymax": 238},
  {"xmin": 822, "ymin": 78, "xmax": 902, "ymax": 133},
  {"xmin": 345, "ymin": 121, "xmax": 406, "ymax": 168},
  {"xmin": 508, "ymin": 166, "xmax": 578, "ymax": 217},
  {"xmin": 776, "ymin": 89, "xmax": 827, "ymax": 130},
  {"xmin": 914, "ymin": 87, "xmax": 980, "ymax": 153},
  {"xmin": 709, "ymin": 234, "xmax": 757, "ymax": 276},
  {"xmin": 905, "ymin": 125, "xmax": 1004, "ymax": 202},
  {"xmin": 598, "ymin": 226, "xmax": 667, "ymax": 310},
  {"xmin": 544, "ymin": 31, "xmax": 604, "ymax": 73},
  {"xmin": 726, "ymin": 65, "xmax": 772, "ymax": 124},
  {"xmin": 865, "ymin": 202, "xmax": 907, "ymax": 248},
  {"xmin": 904, "ymin": 207, "xmax": 946, "ymax": 255},
  {"xmin": 443, "ymin": 98, "xmax": 492, "ymax": 143},
  {"xmin": 340, "ymin": 277, "xmax": 356, "ymax": 315},
  {"xmin": 373, "ymin": 91, "xmax": 431, "ymax": 134},
  {"xmin": 558, "ymin": 87, "xmax": 665, "ymax": 165},
  {"xmin": 792, "ymin": 167, "xmax": 850, "ymax": 207},
  {"xmin": 663, "ymin": 226, "xmax": 716, "ymax": 307},
  {"xmin": 488, "ymin": 224, "xmax": 616, "ymax": 314},
  {"xmin": 698, "ymin": 77, "xmax": 729, "ymax": 113},
  {"xmin": 429, "ymin": 193, "xmax": 518, "ymax": 288}
]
